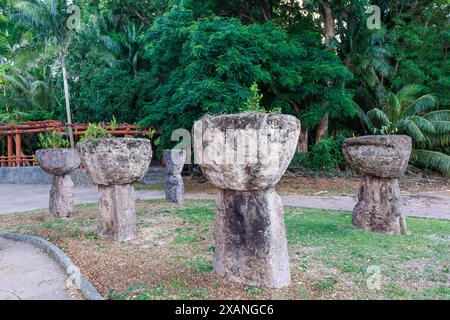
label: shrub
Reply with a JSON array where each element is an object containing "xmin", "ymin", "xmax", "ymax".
[
  {"xmin": 38, "ymin": 131, "xmax": 70, "ymax": 149},
  {"xmin": 79, "ymin": 123, "xmax": 111, "ymax": 142},
  {"xmin": 290, "ymin": 131, "xmax": 353, "ymax": 172}
]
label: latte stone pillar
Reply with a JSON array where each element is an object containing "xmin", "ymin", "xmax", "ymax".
[
  {"xmin": 36, "ymin": 148, "xmax": 81, "ymax": 218},
  {"xmin": 342, "ymin": 135, "xmax": 412, "ymax": 235},
  {"xmin": 193, "ymin": 113, "xmax": 301, "ymax": 288},
  {"xmin": 163, "ymin": 149, "xmax": 186, "ymax": 204},
  {"xmin": 77, "ymin": 138, "xmax": 152, "ymax": 241}
]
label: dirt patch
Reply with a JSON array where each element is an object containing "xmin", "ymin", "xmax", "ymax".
[{"xmin": 184, "ymin": 173, "xmax": 450, "ymax": 197}]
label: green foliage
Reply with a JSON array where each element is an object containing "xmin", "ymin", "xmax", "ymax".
[
  {"xmin": 79, "ymin": 123, "xmax": 111, "ymax": 142},
  {"xmin": 38, "ymin": 131, "xmax": 69, "ymax": 149},
  {"xmin": 239, "ymin": 82, "xmax": 282, "ymax": 114},
  {"xmin": 290, "ymin": 131, "xmax": 352, "ymax": 172},
  {"xmin": 138, "ymin": 6, "xmax": 353, "ymax": 149},
  {"xmin": 70, "ymin": 66, "xmax": 141, "ymax": 123},
  {"xmin": 240, "ymin": 82, "xmax": 266, "ymax": 113},
  {"xmin": 360, "ymin": 85, "xmax": 450, "ymax": 175},
  {"xmin": 2, "ymin": 0, "xmax": 448, "ymax": 176}
]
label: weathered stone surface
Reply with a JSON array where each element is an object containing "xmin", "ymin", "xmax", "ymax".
[
  {"xmin": 353, "ymin": 175, "xmax": 408, "ymax": 234},
  {"xmin": 76, "ymin": 138, "xmax": 152, "ymax": 185},
  {"xmin": 49, "ymin": 174, "xmax": 75, "ymax": 218},
  {"xmin": 214, "ymin": 188, "xmax": 291, "ymax": 288},
  {"xmin": 165, "ymin": 175, "xmax": 184, "ymax": 204},
  {"xmin": 342, "ymin": 135, "xmax": 412, "ymax": 178},
  {"xmin": 76, "ymin": 138, "xmax": 152, "ymax": 241},
  {"xmin": 193, "ymin": 113, "xmax": 298, "ymax": 288},
  {"xmin": 163, "ymin": 150, "xmax": 186, "ymax": 204},
  {"xmin": 97, "ymin": 184, "xmax": 136, "ymax": 241},
  {"xmin": 36, "ymin": 148, "xmax": 80, "ymax": 176},
  {"xmin": 163, "ymin": 150, "xmax": 186, "ymax": 175},
  {"xmin": 342, "ymin": 135, "xmax": 412, "ymax": 234},
  {"xmin": 35, "ymin": 148, "xmax": 80, "ymax": 218},
  {"xmin": 193, "ymin": 113, "xmax": 300, "ymax": 191}
]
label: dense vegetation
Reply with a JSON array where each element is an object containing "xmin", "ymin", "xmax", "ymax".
[{"xmin": 0, "ymin": 0, "xmax": 449, "ymax": 174}]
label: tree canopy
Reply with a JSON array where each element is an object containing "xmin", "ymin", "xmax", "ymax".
[{"xmin": 0, "ymin": 0, "xmax": 449, "ymax": 174}]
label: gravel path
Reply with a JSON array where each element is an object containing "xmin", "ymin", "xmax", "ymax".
[{"xmin": 0, "ymin": 184, "xmax": 448, "ymax": 219}]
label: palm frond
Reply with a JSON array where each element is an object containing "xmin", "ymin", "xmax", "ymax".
[
  {"xmin": 396, "ymin": 119, "xmax": 427, "ymax": 142},
  {"xmin": 354, "ymin": 101, "xmax": 374, "ymax": 130},
  {"xmin": 431, "ymin": 121, "xmax": 450, "ymax": 134},
  {"xmin": 404, "ymin": 94, "xmax": 436, "ymax": 116},
  {"xmin": 13, "ymin": 1, "xmax": 49, "ymax": 32},
  {"xmin": 411, "ymin": 149, "xmax": 450, "ymax": 175},
  {"xmin": 428, "ymin": 134, "xmax": 450, "ymax": 148},
  {"xmin": 367, "ymin": 108, "xmax": 390, "ymax": 126},
  {"xmin": 0, "ymin": 109, "xmax": 30, "ymax": 124},
  {"xmin": 396, "ymin": 84, "xmax": 423, "ymax": 105},
  {"xmin": 423, "ymin": 110, "xmax": 450, "ymax": 121},
  {"xmin": 386, "ymin": 92, "xmax": 400, "ymax": 122},
  {"xmin": 408, "ymin": 115, "xmax": 435, "ymax": 134}
]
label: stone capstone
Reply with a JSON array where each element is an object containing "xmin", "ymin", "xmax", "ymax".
[
  {"xmin": 193, "ymin": 113, "xmax": 301, "ymax": 191},
  {"xmin": 342, "ymin": 135, "xmax": 412, "ymax": 178},
  {"xmin": 76, "ymin": 138, "xmax": 152, "ymax": 185},
  {"xmin": 36, "ymin": 148, "xmax": 80, "ymax": 176}
]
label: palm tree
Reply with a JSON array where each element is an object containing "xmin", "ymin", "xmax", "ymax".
[
  {"xmin": 358, "ymin": 85, "xmax": 450, "ymax": 175},
  {"xmin": 1, "ymin": 65, "xmax": 57, "ymax": 113},
  {"xmin": 86, "ymin": 16, "xmax": 145, "ymax": 77},
  {"xmin": 13, "ymin": 0, "xmax": 76, "ymax": 147}
]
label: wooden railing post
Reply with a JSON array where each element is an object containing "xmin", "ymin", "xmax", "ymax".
[
  {"xmin": 15, "ymin": 133, "xmax": 22, "ymax": 167},
  {"xmin": 7, "ymin": 135, "xmax": 13, "ymax": 167}
]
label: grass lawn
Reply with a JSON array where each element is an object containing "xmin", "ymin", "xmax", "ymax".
[{"xmin": 0, "ymin": 200, "xmax": 448, "ymax": 300}]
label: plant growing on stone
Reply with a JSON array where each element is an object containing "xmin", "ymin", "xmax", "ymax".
[
  {"xmin": 240, "ymin": 82, "xmax": 266, "ymax": 113},
  {"xmin": 240, "ymin": 83, "xmax": 281, "ymax": 114},
  {"xmin": 371, "ymin": 122, "xmax": 398, "ymax": 136},
  {"xmin": 38, "ymin": 131, "xmax": 70, "ymax": 149},
  {"xmin": 80, "ymin": 123, "xmax": 111, "ymax": 142}
]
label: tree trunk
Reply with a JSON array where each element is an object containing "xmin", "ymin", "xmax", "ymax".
[
  {"xmin": 297, "ymin": 127, "xmax": 308, "ymax": 153},
  {"xmin": 315, "ymin": 113, "xmax": 329, "ymax": 142},
  {"xmin": 322, "ymin": 1, "xmax": 336, "ymax": 48},
  {"xmin": 315, "ymin": 1, "xmax": 336, "ymax": 143},
  {"xmin": 60, "ymin": 49, "xmax": 75, "ymax": 149}
]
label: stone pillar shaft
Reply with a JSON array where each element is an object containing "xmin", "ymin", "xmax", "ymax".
[
  {"xmin": 353, "ymin": 174, "xmax": 407, "ymax": 234},
  {"xmin": 97, "ymin": 184, "xmax": 137, "ymax": 241},
  {"xmin": 49, "ymin": 174, "xmax": 75, "ymax": 218},
  {"xmin": 214, "ymin": 188, "xmax": 291, "ymax": 288},
  {"xmin": 164, "ymin": 150, "xmax": 185, "ymax": 204}
]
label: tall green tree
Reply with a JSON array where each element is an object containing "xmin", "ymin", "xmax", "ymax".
[
  {"xmin": 13, "ymin": 0, "xmax": 78, "ymax": 147},
  {"xmin": 139, "ymin": 5, "xmax": 354, "ymax": 152}
]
